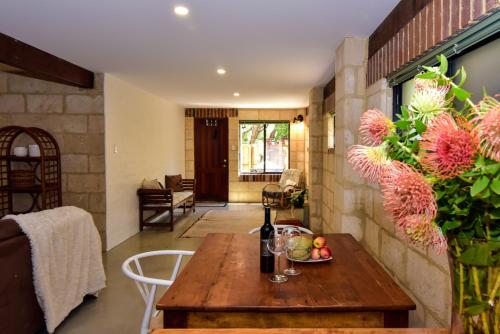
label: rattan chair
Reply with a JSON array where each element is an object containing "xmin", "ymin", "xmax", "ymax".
[{"xmin": 261, "ymin": 169, "xmax": 302, "ymax": 208}]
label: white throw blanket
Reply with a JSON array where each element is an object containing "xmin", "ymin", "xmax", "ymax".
[{"xmin": 4, "ymin": 206, "xmax": 106, "ymax": 333}]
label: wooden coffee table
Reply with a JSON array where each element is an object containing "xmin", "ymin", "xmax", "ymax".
[{"xmin": 157, "ymin": 233, "xmax": 416, "ymax": 328}]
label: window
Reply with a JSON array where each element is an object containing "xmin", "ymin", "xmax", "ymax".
[
  {"xmin": 327, "ymin": 112, "xmax": 335, "ymax": 149},
  {"xmin": 393, "ymin": 35, "xmax": 500, "ymax": 118},
  {"xmin": 239, "ymin": 121, "xmax": 289, "ymax": 173}
]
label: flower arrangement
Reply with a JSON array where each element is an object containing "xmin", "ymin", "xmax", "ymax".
[{"xmin": 348, "ymin": 55, "xmax": 499, "ymax": 333}]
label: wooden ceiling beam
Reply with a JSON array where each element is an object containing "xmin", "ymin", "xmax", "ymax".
[{"xmin": 0, "ymin": 32, "xmax": 94, "ymax": 88}]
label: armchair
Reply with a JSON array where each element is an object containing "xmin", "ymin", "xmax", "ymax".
[{"xmin": 261, "ymin": 169, "xmax": 302, "ymax": 208}]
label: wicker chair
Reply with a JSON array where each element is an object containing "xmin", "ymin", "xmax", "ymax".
[{"xmin": 261, "ymin": 169, "xmax": 302, "ymax": 208}]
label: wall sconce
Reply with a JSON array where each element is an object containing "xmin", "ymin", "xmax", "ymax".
[{"xmin": 293, "ymin": 114, "xmax": 304, "ymax": 123}]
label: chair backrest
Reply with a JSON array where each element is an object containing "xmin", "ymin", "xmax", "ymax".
[
  {"xmin": 122, "ymin": 250, "xmax": 194, "ymax": 334},
  {"xmin": 278, "ymin": 169, "xmax": 302, "ymax": 189},
  {"xmin": 248, "ymin": 225, "xmax": 313, "ymax": 235}
]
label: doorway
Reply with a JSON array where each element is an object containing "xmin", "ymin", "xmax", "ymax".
[{"xmin": 194, "ymin": 118, "xmax": 229, "ymax": 202}]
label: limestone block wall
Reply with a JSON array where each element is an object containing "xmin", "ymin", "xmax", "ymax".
[
  {"xmin": 306, "ymin": 89, "xmax": 323, "ymax": 232},
  {"xmin": 0, "ymin": 72, "xmax": 106, "ymax": 247},
  {"xmin": 320, "ymin": 37, "xmax": 451, "ymax": 327},
  {"xmin": 329, "ymin": 37, "xmax": 367, "ymax": 240},
  {"xmin": 321, "ymin": 93, "xmax": 335, "ymax": 232},
  {"xmin": 185, "ymin": 108, "xmax": 306, "ymax": 203}
]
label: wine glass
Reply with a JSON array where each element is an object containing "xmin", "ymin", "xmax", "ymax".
[
  {"xmin": 266, "ymin": 230, "xmax": 288, "ymax": 283},
  {"xmin": 282, "ymin": 226, "xmax": 302, "ymax": 276}
]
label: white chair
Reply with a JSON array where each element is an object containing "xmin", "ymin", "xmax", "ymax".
[
  {"xmin": 248, "ymin": 224, "xmax": 313, "ymax": 235},
  {"xmin": 122, "ymin": 250, "xmax": 194, "ymax": 334}
]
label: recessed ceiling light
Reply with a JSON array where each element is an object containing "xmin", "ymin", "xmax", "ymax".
[
  {"xmin": 233, "ymin": 92, "xmax": 240, "ymax": 97},
  {"xmin": 217, "ymin": 68, "xmax": 226, "ymax": 75},
  {"xmin": 174, "ymin": 6, "xmax": 189, "ymax": 16}
]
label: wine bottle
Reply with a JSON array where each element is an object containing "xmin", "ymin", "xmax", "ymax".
[{"xmin": 260, "ymin": 207, "xmax": 275, "ymax": 273}]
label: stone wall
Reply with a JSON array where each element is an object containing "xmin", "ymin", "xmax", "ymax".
[
  {"xmin": 306, "ymin": 89, "xmax": 323, "ymax": 232},
  {"xmin": 321, "ymin": 93, "xmax": 335, "ymax": 233},
  {"xmin": 318, "ymin": 37, "xmax": 451, "ymax": 327},
  {"xmin": 0, "ymin": 72, "xmax": 106, "ymax": 247},
  {"xmin": 185, "ymin": 108, "xmax": 306, "ymax": 203}
]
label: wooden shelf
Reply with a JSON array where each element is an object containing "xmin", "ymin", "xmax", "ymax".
[{"xmin": 0, "ymin": 126, "xmax": 62, "ymax": 216}]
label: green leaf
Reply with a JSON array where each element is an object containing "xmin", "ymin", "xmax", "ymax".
[
  {"xmin": 436, "ymin": 190, "xmax": 445, "ymax": 200},
  {"xmin": 476, "ymin": 188, "xmax": 491, "ymax": 199},
  {"xmin": 488, "ymin": 241, "xmax": 500, "ymax": 251},
  {"xmin": 483, "ymin": 163, "xmax": 500, "ymax": 175},
  {"xmin": 414, "ymin": 119, "xmax": 427, "ymax": 134},
  {"xmin": 452, "ymin": 86, "xmax": 472, "ymax": 101},
  {"xmin": 386, "ymin": 135, "xmax": 398, "ymax": 145},
  {"xmin": 416, "ymin": 71, "xmax": 438, "ymax": 80},
  {"xmin": 490, "ymin": 208, "xmax": 500, "ymax": 219},
  {"xmin": 475, "ymin": 156, "xmax": 485, "ymax": 168},
  {"xmin": 439, "ymin": 55, "xmax": 448, "ymax": 74},
  {"xmin": 395, "ymin": 120, "xmax": 410, "ymax": 131},
  {"xmin": 401, "ymin": 105, "xmax": 410, "ymax": 120},
  {"xmin": 492, "ymin": 195, "xmax": 500, "ymax": 208},
  {"xmin": 490, "ymin": 178, "xmax": 500, "ymax": 195},
  {"xmin": 464, "ymin": 303, "xmax": 490, "ymax": 316},
  {"xmin": 422, "ymin": 65, "xmax": 437, "ymax": 72},
  {"xmin": 471, "ymin": 176, "xmax": 489, "ymax": 197},
  {"xmin": 458, "ymin": 66, "xmax": 467, "ymax": 87},
  {"xmin": 442, "ymin": 220, "xmax": 461, "ymax": 234},
  {"xmin": 459, "ymin": 244, "xmax": 490, "ymax": 266}
]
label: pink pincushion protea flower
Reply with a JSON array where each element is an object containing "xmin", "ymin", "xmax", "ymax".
[
  {"xmin": 420, "ymin": 113, "xmax": 477, "ymax": 179},
  {"xmin": 347, "ymin": 144, "xmax": 394, "ymax": 183},
  {"xmin": 359, "ymin": 109, "xmax": 395, "ymax": 146},
  {"xmin": 472, "ymin": 95, "xmax": 500, "ymax": 162},
  {"xmin": 397, "ymin": 215, "xmax": 447, "ymax": 254},
  {"xmin": 380, "ymin": 162, "xmax": 437, "ymax": 223}
]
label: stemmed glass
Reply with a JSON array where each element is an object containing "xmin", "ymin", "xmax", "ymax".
[
  {"xmin": 282, "ymin": 226, "xmax": 302, "ymax": 276},
  {"xmin": 266, "ymin": 230, "xmax": 288, "ymax": 283}
]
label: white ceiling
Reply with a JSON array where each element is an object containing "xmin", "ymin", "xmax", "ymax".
[{"xmin": 0, "ymin": 0, "xmax": 398, "ymax": 108}]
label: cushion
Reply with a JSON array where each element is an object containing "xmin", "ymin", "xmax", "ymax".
[
  {"xmin": 173, "ymin": 191, "xmax": 193, "ymax": 206},
  {"xmin": 279, "ymin": 169, "xmax": 302, "ymax": 189},
  {"xmin": 165, "ymin": 174, "xmax": 183, "ymax": 192},
  {"xmin": 141, "ymin": 179, "xmax": 163, "ymax": 189}
]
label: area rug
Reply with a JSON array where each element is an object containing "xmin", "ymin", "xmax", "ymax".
[{"xmin": 180, "ymin": 208, "xmax": 277, "ymax": 238}]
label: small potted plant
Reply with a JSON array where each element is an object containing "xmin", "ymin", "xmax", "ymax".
[{"xmin": 289, "ymin": 188, "xmax": 307, "ymax": 219}]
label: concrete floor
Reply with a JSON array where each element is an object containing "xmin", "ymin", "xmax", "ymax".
[{"xmin": 54, "ymin": 203, "xmax": 290, "ymax": 334}]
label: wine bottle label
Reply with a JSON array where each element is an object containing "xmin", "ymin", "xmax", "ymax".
[{"xmin": 261, "ymin": 239, "xmax": 271, "ymax": 256}]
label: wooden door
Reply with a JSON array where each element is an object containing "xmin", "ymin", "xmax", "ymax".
[{"xmin": 194, "ymin": 118, "xmax": 229, "ymax": 202}]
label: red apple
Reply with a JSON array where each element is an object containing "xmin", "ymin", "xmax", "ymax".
[
  {"xmin": 320, "ymin": 246, "xmax": 332, "ymax": 259},
  {"xmin": 311, "ymin": 248, "xmax": 321, "ymax": 260},
  {"xmin": 313, "ymin": 236, "xmax": 327, "ymax": 249}
]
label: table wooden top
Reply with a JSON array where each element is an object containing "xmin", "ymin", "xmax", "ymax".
[
  {"xmin": 152, "ymin": 328, "xmax": 448, "ymax": 334},
  {"xmin": 157, "ymin": 233, "xmax": 416, "ymax": 312}
]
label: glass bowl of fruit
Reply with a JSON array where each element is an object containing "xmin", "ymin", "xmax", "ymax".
[{"xmin": 287, "ymin": 235, "xmax": 333, "ymax": 263}]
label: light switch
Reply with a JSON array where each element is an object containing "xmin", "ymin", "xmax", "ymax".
[
  {"xmin": 113, "ymin": 145, "xmax": 118, "ymax": 153},
  {"xmin": 231, "ymin": 145, "xmax": 236, "ymax": 151}
]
